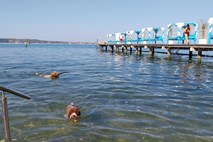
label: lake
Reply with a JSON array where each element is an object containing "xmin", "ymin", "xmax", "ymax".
[{"xmin": 0, "ymin": 43, "xmax": 213, "ymax": 142}]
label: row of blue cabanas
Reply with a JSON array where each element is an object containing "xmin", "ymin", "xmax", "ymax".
[{"xmin": 107, "ymin": 17, "xmax": 213, "ymax": 44}]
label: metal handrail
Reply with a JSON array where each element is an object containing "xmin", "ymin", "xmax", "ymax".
[
  {"xmin": 0, "ymin": 86, "xmax": 30, "ymax": 100},
  {"xmin": 1, "ymin": 86, "xmax": 31, "ymax": 142}
]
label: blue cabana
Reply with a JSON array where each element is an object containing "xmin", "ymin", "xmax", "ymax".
[
  {"xmin": 141, "ymin": 28, "xmax": 152, "ymax": 44},
  {"xmin": 167, "ymin": 22, "xmax": 198, "ymax": 44},
  {"xmin": 126, "ymin": 30, "xmax": 135, "ymax": 44},
  {"xmin": 167, "ymin": 22, "xmax": 185, "ymax": 44},
  {"xmin": 208, "ymin": 17, "xmax": 213, "ymax": 44},
  {"xmin": 187, "ymin": 22, "xmax": 198, "ymax": 44},
  {"xmin": 153, "ymin": 27, "xmax": 165, "ymax": 44},
  {"xmin": 113, "ymin": 32, "xmax": 127, "ymax": 44},
  {"xmin": 106, "ymin": 32, "xmax": 128, "ymax": 44},
  {"xmin": 146, "ymin": 27, "xmax": 165, "ymax": 44},
  {"xmin": 115, "ymin": 33, "xmax": 122, "ymax": 44},
  {"xmin": 134, "ymin": 30, "xmax": 141, "ymax": 43},
  {"xmin": 107, "ymin": 34, "xmax": 115, "ymax": 44},
  {"xmin": 125, "ymin": 30, "xmax": 142, "ymax": 44},
  {"xmin": 121, "ymin": 32, "xmax": 127, "ymax": 44}
]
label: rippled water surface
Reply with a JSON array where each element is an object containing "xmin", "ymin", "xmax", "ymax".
[{"xmin": 0, "ymin": 44, "xmax": 213, "ymax": 142}]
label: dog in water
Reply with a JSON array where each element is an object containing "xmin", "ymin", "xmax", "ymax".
[
  {"xmin": 35, "ymin": 71, "xmax": 69, "ymax": 80},
  {"xmin": 64, "ymin": 103, "xmax": 81, "ymax": 122}
]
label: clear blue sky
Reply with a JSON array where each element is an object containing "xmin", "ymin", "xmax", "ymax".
[{"xmin": 0, "ymin": 0, "xmax": 212, "ymax": 42}]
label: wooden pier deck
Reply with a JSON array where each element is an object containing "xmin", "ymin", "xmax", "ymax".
[{"xmin": 97, "ymin": 43, "xmax": 213, "ymax": 60}]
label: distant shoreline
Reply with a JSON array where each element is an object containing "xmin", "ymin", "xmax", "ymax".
[{"xmin": 0, "ymin": 38, "xmax": 96, "ymax": 45}]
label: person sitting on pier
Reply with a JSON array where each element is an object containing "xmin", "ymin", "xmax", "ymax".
[{"xmin": 182, "ymin": 24, "xmax": 191, "ymax": 44}]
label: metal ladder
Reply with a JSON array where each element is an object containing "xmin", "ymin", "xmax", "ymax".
[{"xmin": 0, "ymin": 86, "xmax": 31, "ymax": 142}]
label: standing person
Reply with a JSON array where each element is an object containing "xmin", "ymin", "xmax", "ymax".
[
  {"xmin": 182, "ymin": 24, "xmax": 191, "ymax": 44},
  {"xmin": 119, "ymin": 34, "xmax": 123, "ymax": 43}
]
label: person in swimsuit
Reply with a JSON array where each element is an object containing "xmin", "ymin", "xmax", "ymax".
[{"xmin": 182, "ymin": 24, "xmax": 190, "ymax": 44}]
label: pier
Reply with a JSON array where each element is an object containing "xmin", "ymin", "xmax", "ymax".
[
  {"xmin": 99, "ymin": 17, "xmax": 213, "ymax": 62},
  {"xmin": 97, "ymin": 43, "xmax": 213, "ymax": 61}
]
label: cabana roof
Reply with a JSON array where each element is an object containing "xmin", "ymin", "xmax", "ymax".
[{"xmin": 208, "ymin": 18, "xmax": 213, "ymax": 24}]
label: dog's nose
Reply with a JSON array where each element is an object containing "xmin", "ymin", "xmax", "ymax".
[{"xmin": 70, "ymin": 113, "xmax": 78, "ymax": 119}]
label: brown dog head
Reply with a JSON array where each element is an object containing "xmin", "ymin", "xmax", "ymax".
[
  {"xmin": 51, "ymin": 71, "xmax": 59, "ymax": 77},
  {"xmin": 50, "ymin": 71, "xmax": 59, "ymax": 80},
  {"xmin": 65, "ymin": 104, "xmax": 81, "ymax": 121}
]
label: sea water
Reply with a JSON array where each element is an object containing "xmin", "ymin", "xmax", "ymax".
[{"xmin": 0, "ymin": 44, "xmax": 213, "ymax": 142}]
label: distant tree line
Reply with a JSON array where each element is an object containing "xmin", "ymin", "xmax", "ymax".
[
  {"xmin": 0, "ymin": 38, "xmax": 68, "ymax": 44},
  {"xmin": 0, "ymin": 38, "xmax": 95, "ymax": 44}
]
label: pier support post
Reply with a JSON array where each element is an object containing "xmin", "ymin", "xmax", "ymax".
[
  {"xmin": 125, "ymin": 46, "xmax": 128, "ymax": 51},
  {"xmin": 198, "ymin": 50, "xmax": 202, "ymax": 59},
  {"xmin": 197, "ymin": 57, "xmax": 202, "ymax": 64},
  {"xmin": 105, "ymin": 46, "xmax": 107, "ymax": 51},
  {"xmin": 122, "ymin": 47, "xmax": 124, "ymax": 52},
  {"xmin": 189, "ymin": 50, "xmax": 193, "ymax": 59},
  {"xmin": 197, "ymin": 49, "xmax": 202, "ymax": 63},
  {"xmin": 116, "ymin": 46, "xmax": 119, "ymax": 52},
  {"xmin": 135, "ymin": 47, "xmax": 138, "ymax": 55},
  {"xmin": 167, "ymin": 48, "xmax": 171, "ymax": 60},
  {"xmin": 129, "ymin": 47, "xmax": 132, "ymax": 54},
  {"xmin": 2, "ymin": 92, "xmax": 11, "ymax": 142},
  {"xmin": 149, "ymin": 47, "xmax": 154, "ymax": 55},
  {"xmin": 140, "ymin": 47, "xmax": 142, "ymax": 55},
  {"xmin": 110, "ymin": 46, "xmax": 114, "ymax": 52}
]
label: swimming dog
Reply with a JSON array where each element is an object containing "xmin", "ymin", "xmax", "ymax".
[
  {"xmin": 65, "ymin": 103, "xmax": 81, "ymax": 122},
  {"xmin": 35, "ymin": 71, "xmax": 69, "ymax": 80}
]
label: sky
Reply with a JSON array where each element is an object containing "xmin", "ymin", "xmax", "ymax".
[{"xmin": 0, "ymin": 0, "xmax": 212, "ymax": 42}]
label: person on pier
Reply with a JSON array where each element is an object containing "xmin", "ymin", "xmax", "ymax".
[
  {"xmin": 182, "ymin": 24, "xmax": 191, "ymax": 44},
  {"xmin": 119, "ymin": 34, "xmax": 123, "ymax": 43}
]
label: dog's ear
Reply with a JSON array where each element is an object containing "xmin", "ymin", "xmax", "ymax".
[
  {"xmin": 66, "ymin": 106, "xmax": 73, "ymax": 117},
  {"xmin": 76, "ymin": 109, "xmax": 81, "ymax": 116}
]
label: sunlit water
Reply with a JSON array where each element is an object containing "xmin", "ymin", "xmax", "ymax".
[{"xmin": 0, "ymin": 44, "xmax": 213, "ymax": 142}]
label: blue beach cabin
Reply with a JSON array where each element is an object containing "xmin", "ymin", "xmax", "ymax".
[
  {"xmin": 167, "ymin": 22, "xmax": 184, "ymax": 44},
  {"xmin": 141, "ymin": 28, "xmax": 152, "ymax": 44},
  {"xmin": 147, "ymin": 27, "xmax": 165, "ymax": 44},
  {"xmin": 167, "ymin": 22, "xmax": 198, "ymax": 44},
  {"xmin": 122, "ymin": 32, "xmax": 127, "ymax": 44},
  {"xmin": 115, "ymin": 33, "xmax": 122, "ymax": 44},
  {"xmin": 134, "ymin": 30, "xmax": 142, "ymax": 43},
  {"xmin": 107, "ymin": 34, "xmax": 115, "ymax": 44},
  {"xmin": 153, "ymin": 27, "xmax": 165, "ymax": 44},
  {"xmin": 126, "ymin": 30, "xmax": 142, "ymax": 44},
  {"xmin": 114, "ymin": 32, "xmax": 127, "ymax": 44},
  {"xmin": 126, "ymin": 30, "xmax": 135, "ymax": 44},
  {"xmin": 208, "ymin": 17, "xmax": 213, "ymax": 44},
  {"xmin": 186, "ymin": 22, "xmax": 198, "ymax": 44}
]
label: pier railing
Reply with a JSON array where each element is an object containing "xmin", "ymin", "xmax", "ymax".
[{"xmin": 0, "ymin": 86, "xmax": 31, "ymax": 142}]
